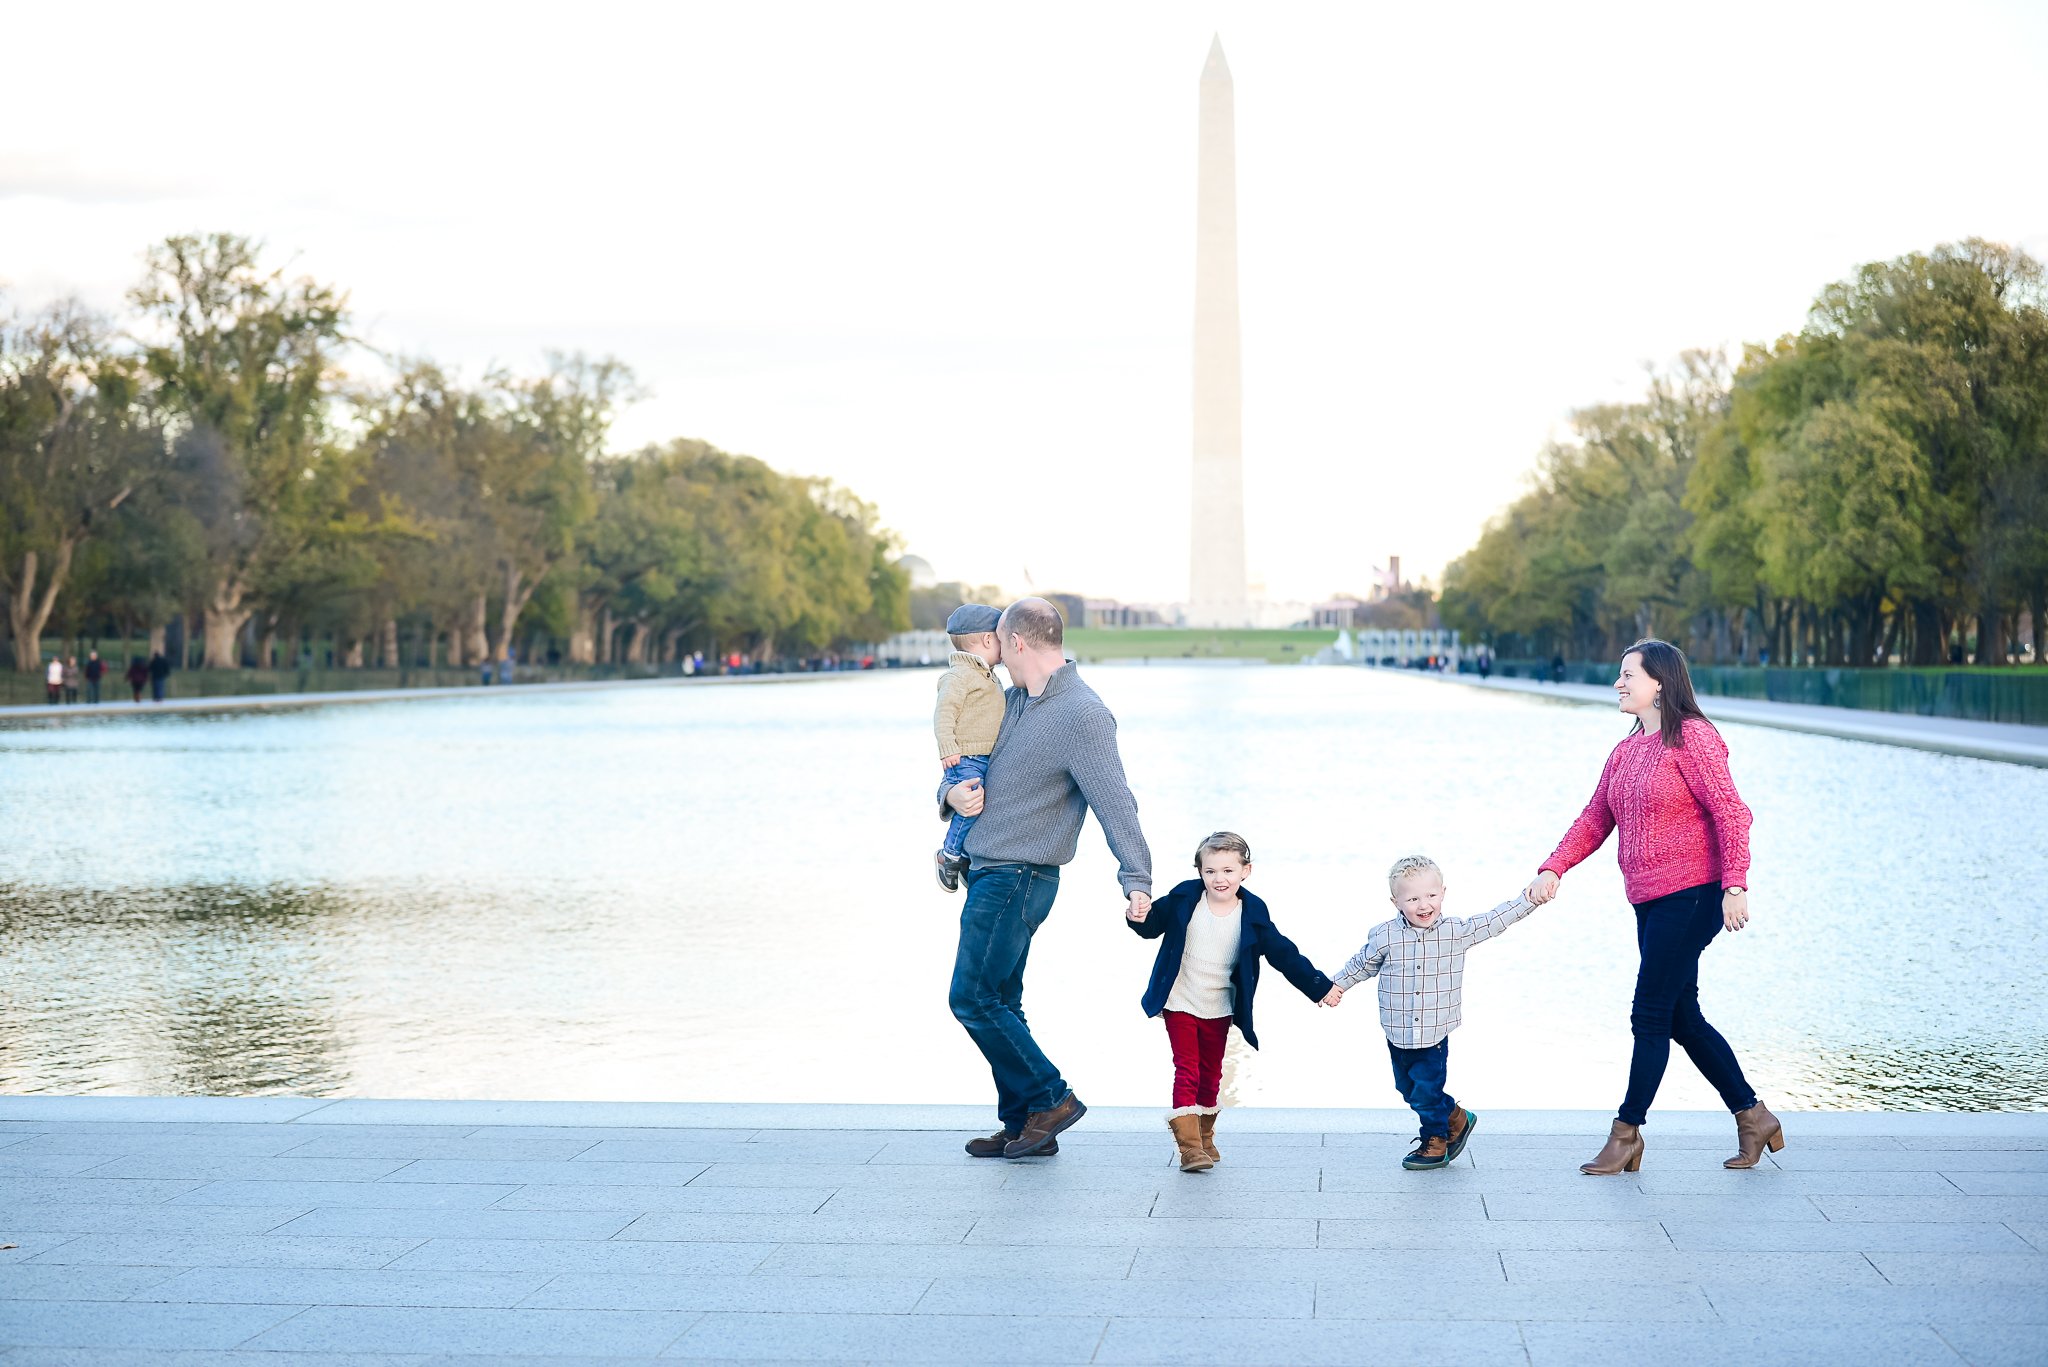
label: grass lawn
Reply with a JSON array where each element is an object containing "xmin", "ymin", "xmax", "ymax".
[{"xmin": 1064, "ymin": 627, "xmax": 1339, "ymax": 663}]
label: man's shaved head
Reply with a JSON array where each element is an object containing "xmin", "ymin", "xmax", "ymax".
[{"xmin": 999, "ymin": 597, "xmax": 1065, "ymax": 651}]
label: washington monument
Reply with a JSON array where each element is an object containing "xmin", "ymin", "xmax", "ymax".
[{"xmin": 1188, "ymin": 35, "xmax": 1249, "ymax": 627}]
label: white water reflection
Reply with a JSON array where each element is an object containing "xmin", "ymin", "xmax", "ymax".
[{"xmin": 2, "ymin": 668, "xmax": 2043, "ymax": 1111}]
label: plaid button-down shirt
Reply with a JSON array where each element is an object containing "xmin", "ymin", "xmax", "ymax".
[{"xmin": 1333, "ymin": 896, "xmax": 1537, "ymax": 1048}]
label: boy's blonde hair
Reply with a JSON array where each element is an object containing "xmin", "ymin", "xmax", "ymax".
[
  {"xmin": 1193, "ymin": 830, "xmax": 1252, "ymax": 869},
  {"xmin": 1387, "ymin": 854, "xmax": 1442, "ymax": 890},
  {"xmin": 948, "ymin": 631, "xmax": 992, "ymax": 651}
]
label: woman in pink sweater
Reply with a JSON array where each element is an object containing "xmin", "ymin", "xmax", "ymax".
[{"xmin": 1525, "ymin": 639, "xmax": 1783, "ymax": 1176}]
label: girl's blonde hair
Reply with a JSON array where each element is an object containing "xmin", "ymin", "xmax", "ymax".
[{"xmin": 1193, "ymin": 830, "xmax": 1252, "ymax": 869}]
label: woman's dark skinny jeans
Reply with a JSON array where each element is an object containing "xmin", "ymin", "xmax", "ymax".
[{"xmin": 1620, "ymin": 880, "xmax": 1758, "ymax": 1127}]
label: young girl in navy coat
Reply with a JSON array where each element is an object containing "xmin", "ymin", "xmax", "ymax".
[{"xmin": 1127, "ymin": 831, "xmax": 1344, "ymax": 1171}]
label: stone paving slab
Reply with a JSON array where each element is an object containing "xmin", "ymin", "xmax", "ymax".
[{"xmin": 0, "ymin": 1101, "xmax": 2043, "ymax": 1364}]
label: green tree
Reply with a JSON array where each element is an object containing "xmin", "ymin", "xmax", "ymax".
[
  {"xmin": 130, "ymin": 233, "xmax": 353, "ymax": 667},
  {"xmin": 0, "ymin": 299, "xmax": 160, "ymax": 670}
]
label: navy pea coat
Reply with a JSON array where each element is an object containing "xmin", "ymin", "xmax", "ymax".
[{"xmin": 1128, "ymin": 879, "xmax": 1334, "ymax": 1049}]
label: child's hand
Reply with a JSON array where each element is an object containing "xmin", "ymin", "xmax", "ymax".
[
  {"xmin": 1526, "ymin": 870, "xmax": 1561, "ymax": 905},
  {"xmin": 1321, "ymin": 985, "xmax": 1344, "ymax": 1007},
  {"xmin": 940, "ymin": 753, "xmax": 963, "ymax": 769},
  {"xmin": 1125, "ymin": 890, "xmax": 1151, "ymax": 922}
]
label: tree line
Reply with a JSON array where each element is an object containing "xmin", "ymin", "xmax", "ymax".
[
  {"xmin": 1440, "ymin": 240, "xmax": 2048, "ymax": 668},
  {"xmin": 1, "ymin": 233, "xmax": 909, "ymax": 675}
]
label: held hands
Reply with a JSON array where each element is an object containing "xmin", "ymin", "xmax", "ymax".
[
  {"xmin": 1525, "ymin": 870, "xmax": 1561, "ymax": 905},
  {"xmin": 946, "ymin": 777, "xmax": 984, "ymax": 817},
  {"xmin": 1320, "ymin": 985, "xmax": 1344, "ymax": 1008},
  {"xmin": 1125, "ymin": 890, "xmax": 1152, "ymax": 922},
  {"xmin": 940, "ymin": 753, "xmax": 963, "ymax": 770},
  {"xmin": 1723, "ymin": 887, "xmax": 1750, "ymax": 932}
]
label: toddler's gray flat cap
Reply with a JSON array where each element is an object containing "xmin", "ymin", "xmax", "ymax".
[{"xmin": 944, "ymin": 603, "xmax": 1002, "ymax": 634}]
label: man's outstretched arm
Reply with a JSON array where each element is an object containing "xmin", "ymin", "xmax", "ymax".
[{"xmin": 1067, "ymin": 707, "xmax": 1152, "ymax": 899}]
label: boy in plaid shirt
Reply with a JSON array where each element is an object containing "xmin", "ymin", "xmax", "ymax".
[{"xmin": 1332, "ymin": 855, "xmax": 1538, "ymax": 1170}]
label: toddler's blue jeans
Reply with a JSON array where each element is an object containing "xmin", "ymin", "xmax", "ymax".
[
  {"xmin": 941, "ymin": 754, "xmax": 989, "ymax": 857},
  {"xmin": 1388, "ymin": 1037, "xmax": 1456, "ymax": 1140}
]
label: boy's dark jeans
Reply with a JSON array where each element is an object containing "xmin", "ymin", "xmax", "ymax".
[
  {"xmin": 1388, "ymin": 1037, "xmax": 1455, "ymax": 1140},
  {"xmin": 949, "ymin": 862, "xmax": 1068, "ymax": 1134},
  {"xmin": 1620, "ymin": 880, "xmax": 1757, "ymax": 1126},
  {"xmin": 940, "ymin": 755, "xmax": 989, "ymax": 857}
]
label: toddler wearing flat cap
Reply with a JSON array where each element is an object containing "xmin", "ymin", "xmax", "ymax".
[{"xmin": 932, "ymin": 603, "xmax": 1005, "ymax": 892}]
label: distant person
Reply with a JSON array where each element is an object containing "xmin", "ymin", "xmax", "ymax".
[
  {"xmin": 125, "ymin": 656, "xmax": 148, "ymax": 703},
  {"xmin": 938, "ymin": 597, "xmax": 1152, "ymax": 1159},
  {"xmin": 1477, "ymin": 646, "xmax": 1493, "ymax": 680},
  {"xmin": 479, "ymin": 658, "xmax": 493, "ymax": 687},
  {"xmin": 45, "ymin": 656, "xmax": 63, "ymax": 705},
  {"xmin": 1525, "ymin": 638, "xmax": 1777, "ymax": 1176},
  {"xmin": 61, "ymin": 655, "xmax": 80, "ymax": 704},
  {"xmin": 1549, "ymin": 652, "xmax": 1567, "ymax": 685},
  {"xmin": 148, "ymin": 651, "xmax": 171, "ymax": 703},
  {"xmin": 1127, "ymin": 831, "xmax": 1340, "ymax": 1172},
  {"xmin": 931, "ymin": 603, "xmax": 1005, "ymax": 892},
  {"xmin": 84, "ymin": 650, "xmax": 104, "ymax": 703},
  {"xmin": 497, "ymin": 647, "xmax": 514, "ymax": 685},
  {"xmin": 1333, "ymin": 855, "xmax": 1539, "ymax": 1171}
]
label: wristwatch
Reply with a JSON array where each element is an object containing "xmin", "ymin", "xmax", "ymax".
[{"xmin": 1726, "ymin": 886, "xmax": 1746, "ymax": 895}]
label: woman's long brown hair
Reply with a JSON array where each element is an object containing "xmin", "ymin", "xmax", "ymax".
[{"xmin": 1625, "ymin": 638, "xmax": 1711, "ymax": 747}]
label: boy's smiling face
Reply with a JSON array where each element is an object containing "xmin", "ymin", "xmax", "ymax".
[{"xmin": 1392, "ymin": 868, "xmax": 1447, "ymax": 929}]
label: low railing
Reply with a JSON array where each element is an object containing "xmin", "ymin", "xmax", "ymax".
[
  {"xmin": 0, "ymin": 662, "xmax": 687, "ymax": 710},
  {"xmin": 1486, "ymin": 660, "xmax": 2048, "ymax": 726}
]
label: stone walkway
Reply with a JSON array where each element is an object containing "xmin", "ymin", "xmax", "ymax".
[
  {"xmin": 1, "ymin": 1099, "xmax": 2042, "ymax": 1365},
  {"xmin": 1413, "ymin": 672, "xmax": 2048, "ymax": 768}
]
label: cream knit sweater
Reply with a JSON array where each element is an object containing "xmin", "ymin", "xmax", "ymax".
[{"xmin": 1164, "ymin": 899, "xmax": 1241, "ymax": 1017}]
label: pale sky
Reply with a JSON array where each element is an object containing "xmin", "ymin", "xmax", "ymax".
[{"xmin": 4, "ymin": 0, "xmax": 2044, "ymax": 604}]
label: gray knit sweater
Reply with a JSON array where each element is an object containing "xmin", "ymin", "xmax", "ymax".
[{"xmin": 936, "ymin": 662, "xmax": 1152, "ymax": 894}]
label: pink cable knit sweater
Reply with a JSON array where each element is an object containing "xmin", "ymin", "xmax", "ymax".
[{"xmin": 1540, "ymin": 716, "xmax": 1752, "ymax": 904}]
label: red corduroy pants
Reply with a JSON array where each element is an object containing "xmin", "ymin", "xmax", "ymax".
[{"xmin": 1163, "ymin": 1010, "xmax": 1232, "ymax": 1110}]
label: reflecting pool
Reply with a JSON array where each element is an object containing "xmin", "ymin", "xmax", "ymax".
[{"xmin": 3, "ymin": 667, "xmax": 2043, "ymax": 1111}]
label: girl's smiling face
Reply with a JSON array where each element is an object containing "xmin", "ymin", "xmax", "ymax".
[
  {"xmin": 1392, "ymin": 869, "xmax": 1446, "ymax": 928},
  {"xmin": 1200, "ymin": 851, "xmax": 1249, "ymax": 904}
]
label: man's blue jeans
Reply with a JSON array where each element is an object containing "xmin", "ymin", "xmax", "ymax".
[
  {"xmin": 940, "ymin": 755, "xmax": 989, "ymax": 857},
  {"xmin": 950, "ymin": 862, "xmax": 1067, "ymax": 1133},
  {"xmin": 1388, "ymin": 1037, "xmax": 1455, "ymax": 1140}
]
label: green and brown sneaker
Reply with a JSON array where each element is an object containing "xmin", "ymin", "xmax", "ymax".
[
  {"xmin": 1402, "ymin": 1134, "xmax": 1450, "ymax": 1170},
  {"xmin": 1445, "ymin": 1107, "xmax": 1478, "ymax": 1164}
]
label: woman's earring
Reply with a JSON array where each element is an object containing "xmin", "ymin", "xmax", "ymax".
[{"xmin": 1652, "ymin": 693, "xmax": 1662, "ymax": 710}]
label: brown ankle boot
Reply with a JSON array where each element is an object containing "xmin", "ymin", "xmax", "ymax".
[
  {"xmin": 1168, "ymin": 1114, "xmax": 1213, "ymax": 1172},
  {"xmin": 1725, "ymin": 1101, "xmax": 1785, "ymax": 1169},
  {"xmin": 1197, "ymin": 1111, "xmax": 1221, "ymax": 1163},
  {"xmin": 1579, "ymin": 1119, "xmax": 1643, "ymax": 1175}
]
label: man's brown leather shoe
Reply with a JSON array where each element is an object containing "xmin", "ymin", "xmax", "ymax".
[
  {"xmin": 1003, "ymin": 1091, "xmax": 1086, "ymax": 1157},
  {"xmin": 965, "ymin": 1130, "xmax": 1055, "ymax": 1158}
]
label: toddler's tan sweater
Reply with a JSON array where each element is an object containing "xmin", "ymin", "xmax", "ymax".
[{"xmin": 934, "ymin": 651, "xmax": 1004, "ymax": 757}]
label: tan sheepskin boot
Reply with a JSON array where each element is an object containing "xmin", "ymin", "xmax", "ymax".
[
  {"xmin": 1168, "ymin": 1113, "xmax": 1213, "ymax": 1172},
  {"xmin": 1198, "ymin": 1110, "xmax": 1221, "ymax": 1163}
]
